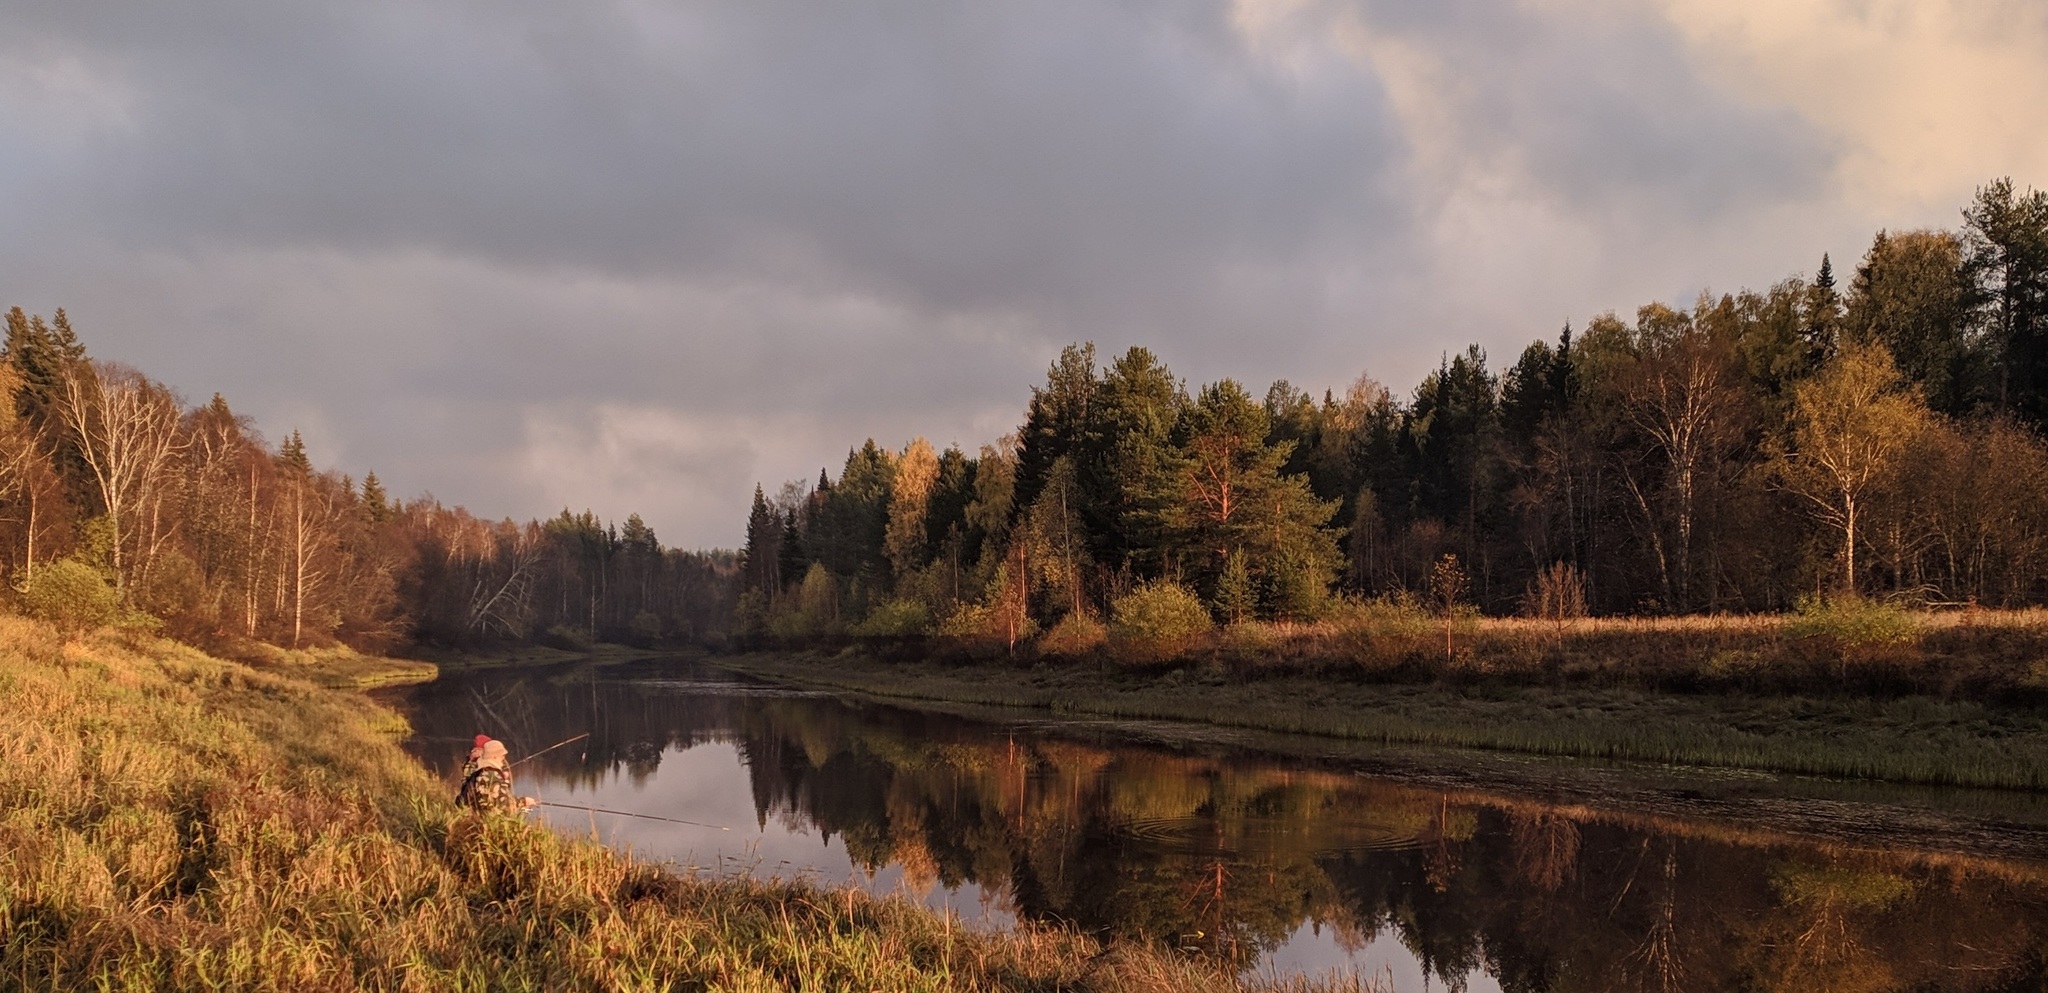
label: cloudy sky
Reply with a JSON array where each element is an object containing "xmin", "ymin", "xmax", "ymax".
[{"xmin": 2, "ymin": 0, "xmax": 2044, "ymax": 548}]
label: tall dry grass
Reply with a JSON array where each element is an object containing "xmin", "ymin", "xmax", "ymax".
[{"xmin": 0, "ymin": 615, "xmax": 1380, "ymax": 992}]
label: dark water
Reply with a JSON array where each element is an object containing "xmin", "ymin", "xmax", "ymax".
[{"xmin": 382, "ymin": 658, "xmax": 2048, "ymax": 990}]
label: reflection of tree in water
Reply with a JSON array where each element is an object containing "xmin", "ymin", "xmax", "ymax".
[
  {"xmin": 1623, "ymin": 843, "xmax": 1682, "ymax": 993},
  {"xmin": 386, "ymin": 662, "xmax": 2048, "ymax": 988},
  {"xmin": 1507, "ymin": 807, "xmax": 1580, "ymax": 894},
  {"xmin": 1750, "ymin": 860, "xmax": 1916, "ymax": 993}
]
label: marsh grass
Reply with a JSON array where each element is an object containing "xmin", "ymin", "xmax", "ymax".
[
  {"xmin": 0, "ymin": 615, "xmax": 1376, "ymax": 992},
  {"xmin": 729, "ymin": 631, "xmax": 2048, "ymax": 790}
]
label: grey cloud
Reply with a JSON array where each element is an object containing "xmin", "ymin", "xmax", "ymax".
[
  {"xmin": 0, "ymin": 0, "xmax": 1867, "ymax": 545},
  {"xmin": 7, "ymin": 0, "xmax": 1404, "ymax": 327},
  {"xmin": 1352, "ymin": 0, "xmax": 1833, "ymax": 216}
]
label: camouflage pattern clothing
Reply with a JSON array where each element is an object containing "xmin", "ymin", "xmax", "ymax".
[{"xmin": 457, "ymin": 738, "xmax": 518, "ymax": 814}]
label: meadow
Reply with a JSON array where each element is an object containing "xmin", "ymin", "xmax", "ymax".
[{"xmin": 0, "ymin": 615, "xmax": 1377, "ymax": 993}]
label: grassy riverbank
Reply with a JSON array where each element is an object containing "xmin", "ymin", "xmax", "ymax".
[
  {"xmin": 721, "ymin": 623, "xmax": 2048, "ymax": 790},
  {"xmin": 0, "ymin": 617, "xmax": 1370, "ymax": 992}
]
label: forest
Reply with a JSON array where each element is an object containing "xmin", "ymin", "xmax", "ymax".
[
  {"xmin": 3, "ymin": 179, "xmax": 2045, "ymax": 658},
  {"xmin": 737, "ymin": 178, "xmax": 2048, "ymax": 644},
  {"xmin": 0, "ymin": 307, "xmax": 737, "ymax": 652}
]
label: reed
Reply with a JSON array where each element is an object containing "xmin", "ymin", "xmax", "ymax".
[{"xmin": 0, "ymin": 615, "xmax": 1377, "ymax": 992}]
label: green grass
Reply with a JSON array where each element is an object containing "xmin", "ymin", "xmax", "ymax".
[
  {"xmin": 721, "ymin": 651, "xmax": 2048, "ymax": 790},
  {"xmin": 224, "ymin": 640, "xmax": 442, "ymax": 689},
  {"xmin": 0, "ymin": 616, "xmax": 1378, "ymax": 992}
]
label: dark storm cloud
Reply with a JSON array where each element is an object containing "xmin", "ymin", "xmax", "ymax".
[
  {"xmin": 7, "ymin": 1, "xmax": 1403, "ymax": 320},
  {"xmin": 0, "ymin": 0, "xmax": 1852, "ymax": 544}
]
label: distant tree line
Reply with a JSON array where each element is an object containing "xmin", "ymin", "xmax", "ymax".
[
  {"xmin": 0, "ymin": 308, "xmax": 736, "ymax": 650},
  {"xmin": 739, "ymin": 178, "xmax": 2048, "ymax": 636}
]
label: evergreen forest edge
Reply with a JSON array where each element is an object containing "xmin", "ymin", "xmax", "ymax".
[
  {"xmin": 735, "ymin": 179, "xmax": 2048, "ymax": 647},
  {"xmin": 4, "ymin": 179, "xmax": 2048, "ymax": 682}
]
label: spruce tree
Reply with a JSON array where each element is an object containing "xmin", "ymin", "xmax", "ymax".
[
  {"xmin": 4, "ymin": 307, "xmax": 65, "ymax": 427},
  {"xmin": 776, "ymin": 508, "xmax": 807, "ymax": 590},
  {"xmin": 740, "ymin": 485, "xmax": 778, "ymax": 595},
  {"xmin": 360, "ymin": 471, "xmax": 391, "ymax": 524},
  {"xmin": 1806, "ymin": 253, "xmax": 1842, "ymax": 355},
  {"xmin": 279, "ymin": 430, "xmax": 313, "ymax": 476}
]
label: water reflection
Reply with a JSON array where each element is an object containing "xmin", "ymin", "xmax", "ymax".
[{"xmin": 385, "ymin": 659, "xmax": 2048, "ymax": 990}]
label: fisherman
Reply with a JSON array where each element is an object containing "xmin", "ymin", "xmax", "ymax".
[
  {"xmin": 456, "ymin": 737, "xmax": 534, "ymax": 814},
  {"xmin": 460, "ymin": 733, "xmax": 489, "ymax": 780}
]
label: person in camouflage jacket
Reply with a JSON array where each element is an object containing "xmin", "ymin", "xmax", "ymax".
[{"xmin": 457, "ymin": 737, "xmax": 519, "ymax": 814}]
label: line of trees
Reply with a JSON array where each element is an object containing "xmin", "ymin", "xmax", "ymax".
[
  {"xmin": 0, "ymin": 308, "xmax": 737, "ymax": 650},
  {"xmin": 739, "ymin": 178, "xmax": 2048, "ymax": 635}
]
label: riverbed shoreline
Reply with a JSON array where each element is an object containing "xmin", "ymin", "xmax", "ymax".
[
  {"xmin": 713, "ymin": 641, "xmax": 2048, "ymax": 791},
  {"xmin": 0, "ymin": 617, "xmax": 1354, "ymax": 992}
]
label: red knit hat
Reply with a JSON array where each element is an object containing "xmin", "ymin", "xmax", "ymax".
[{"xmin": 474, "ymin": 734, "xmax": 491, "ymax": 748}]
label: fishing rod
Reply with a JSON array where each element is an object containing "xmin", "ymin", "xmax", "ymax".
[
  {"xmin": 537, "ymin": 800, "xmax": 730, "ymax": 830},
  {"xmin": 511, "ymin": 732, "xmax": 591, "ymax": 768}
]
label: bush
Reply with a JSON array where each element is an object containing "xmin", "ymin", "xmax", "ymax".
[
  {"xmin": 937, "ymin": 601, "xmax": 1036, "ymax": 658},
  {"xmin": 1788, "ymin": 594, "xmax": 1919, "ymax": 669},
  {"xmin": 1109, "ymin": 581, "xmax": 1212, "ymax": 664},
  {"xmin": 20, "ymin": 559, "xmax": 122, "ymax": 636},
  {"xmin": 628, "ymin": 610, "xmax": 664, "ymax": 644},
  {"xmin": 1037, "ymin": 612, "xmax": 1107, "ymax": 658},
  {"xmin": 539, "ymin": 624, "xmax": 594, "ymax": 651},
  {"xmin": 851, "ymin": 597, "xmax": 931, "ymax": 638},
  {"xmin": 1263, "ymin": 548, "xmax": 1332, "ymax": 621},
  {"xmin": 1326, "ymin": 594, "xmax": 1437, "ymax": 669}
]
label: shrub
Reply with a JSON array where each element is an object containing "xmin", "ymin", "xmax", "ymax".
[
  {"xmin": 1109, "ymin": 581, "xmax": 1212, "ymax": 664},
  {"xmin": 1263, "ymin": 547, "xmax": 1332, "ymax": 621},
  {"xmin": 796, "ymin": 564, "xmax": 843, "ymax": 636},
  {"xmin": 1326, "ymin": 594, "xmax": 1437, "ymax": 670},
  {"xmin": 937, "ymin": 601, "xmax": 1036, "ymax": 658},
  {"xmin": 539, "ymin": 624, "xmax": 594, "ymax": 651},
  {"xmin": 1037, "ymin": 611, "xmax": 1106, "ymax": 658},
  {"xmin": 1787, "ymin": 594, "xmax": 1919, "ymax": 670},
  {"xmin": 1520, "ymin": 561, "xmax": 1588, "ymax": 625},
  {"xmin": 851, "ymin": 597, "xmax": 931, "ymax": 638},
  {"xmin": 19, "ymin": 559, "xmax": 121, "ymax": 636},
  {"xmin": 628, "ymin": 610, "xmax": 663, "ymax": 644}
]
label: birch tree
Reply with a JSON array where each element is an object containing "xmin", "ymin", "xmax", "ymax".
[
  {"xmin": 884, "ymin": 437, "xmax": 939, "ymax": 577},
  {"xmin": 58, "ymin": 362, "xmax": 187, "ymax": 595},
  {"xmin": 1773, "ymin": 341, "xmax": 1928, "ymax": 594}
]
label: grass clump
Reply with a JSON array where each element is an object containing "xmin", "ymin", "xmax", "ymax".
[{"xmin": 0, "ymin": 613, "xmax": 1364, "ymax": 992}]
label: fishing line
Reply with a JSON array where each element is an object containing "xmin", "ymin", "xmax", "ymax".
[{"xmin": 536, "ymin": 800, "xmax": 730, "ymax": 830}]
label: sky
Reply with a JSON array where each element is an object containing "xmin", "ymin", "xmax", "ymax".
[{"xmin": 2, "ymin": 0, "xmax": 2045, "ymax": 549}]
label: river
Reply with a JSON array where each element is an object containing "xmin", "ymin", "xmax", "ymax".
[{"xmin": 381, "ymin": 656, "xmax": 2048, "ymax": 990}]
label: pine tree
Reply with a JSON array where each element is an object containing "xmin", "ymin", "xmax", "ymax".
[
  {"xmin": 1152, "ymin": 380, "xmax": 1340, "ymax": 597},
  {"xmin": 1965, "ymin": 178, "xmax": 2048, "ymax": 426},
  {"xmin": 1845, "ymin": 230, "xmax": 1982, "ymax": 416}
]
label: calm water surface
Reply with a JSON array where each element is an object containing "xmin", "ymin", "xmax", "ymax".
[{"xmin": 383, "ymin": 658, "xmax": 2048, "ymax": 990}]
